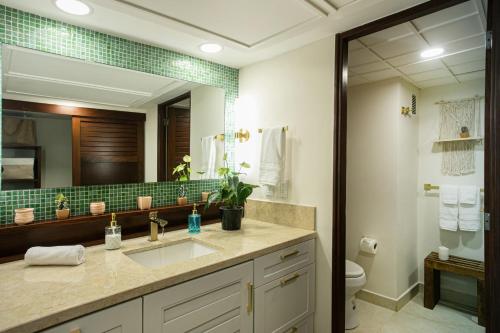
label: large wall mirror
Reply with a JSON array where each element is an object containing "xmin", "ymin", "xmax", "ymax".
[{"xmin": 1, "ymin": 45, "xmax": 225, "ymax": 190}]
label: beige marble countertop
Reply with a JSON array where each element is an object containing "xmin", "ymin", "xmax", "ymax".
[{"xmin": 0, "ymin": 219, "xmax": 315, "ymax": 333}]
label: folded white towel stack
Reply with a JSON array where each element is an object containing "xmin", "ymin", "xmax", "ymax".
[
  {"xmin": 259, "ymin": 127, "xmax": 286, "ymax": 197},
  {"xmin": 24, "ymin": 245, "xmax": 86, "ymax": 266},
  {"xmin": 439, "ymin": 185, "xmax": 459, "ymax": 231},
  {"xmin": 459, "ymin": 186, "xmax": 481, "ymax": 231}
]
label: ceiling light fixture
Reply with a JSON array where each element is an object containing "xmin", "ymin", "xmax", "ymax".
[
  {"xmin": 55, "ymin": 0, "xmax": 91, "ymax": 16},
  {"xmin": 420, "ymin": 48, "xmax": 444, "ymax": 59},
  {"xmin": 199, "ymin": 43, "xmax": 223, "ymax": 54}
]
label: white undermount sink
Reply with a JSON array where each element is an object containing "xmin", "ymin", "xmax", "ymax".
[{"xmin": 126, "ymin": 239, "xmax": 217, "ymax": 268}]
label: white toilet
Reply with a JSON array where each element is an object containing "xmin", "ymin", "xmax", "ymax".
[{"xmin": 345, "ymin": 260, "xmax": 366, "ymax": 330}]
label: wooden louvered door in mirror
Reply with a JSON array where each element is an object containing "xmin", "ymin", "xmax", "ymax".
[
  {"xmin": 166, "ymin": 107, "xmax": 190, "ymax": 181},
  {"xmin": 72, "ymin": 117, "xmax": 144, "ymax": 186}
]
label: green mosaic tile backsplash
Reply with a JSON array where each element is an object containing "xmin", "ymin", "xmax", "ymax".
[
  {"xmin": 0, "ymin": 5, "xmax": 238, "ymax": 224},
  {"xmin": 0, "ymin": 180, "xmax": 219, "ymax": 224}
]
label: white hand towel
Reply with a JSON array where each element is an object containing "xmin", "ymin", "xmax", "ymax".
[
  {"xmin": 201, "ymin": 136, "xmax": 216, "ymax": 179},
  {"xmin": 214, "ymin": 139, "xmax": 225, "ymax": 171},
  {"xmin": 459, "ymin": 186, "xmax": 481, "ymax": 232},
  {"xmin": 2, "ymin": 158, "xmax": 35, "ymax": 180},
  {"xmin": 440, "ymin": 185, "xmax": 458, "ymax": 204},
  {"xmin": 259, "ymin": 127, "xmax": 285, "ymax": 185},
  {"xmin": 24, "ymin": 245, "xmax": 86, "ymax": 266},
  {"xmin": 440, "ymin": 185, "xmax": 458, "ymax": 231},
  {"xmin": 459, "ymin": 185, "xmax": 478, "ymax": 204}
]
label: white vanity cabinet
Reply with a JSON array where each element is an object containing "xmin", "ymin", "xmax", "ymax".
[
  {"xmin": 41, "ymin": 298, "xmax": 142, "ymax": 333},
  {"xmin": 143, "ymin": 261, "xmax": 254, "ymax": 333},
  {"xmin": 41, "ymin": 239, "xmax": 315, "ymax": 333},
  {"xmin": 254, "ymin": 240, "xmax": 316, "ymax": 333}
]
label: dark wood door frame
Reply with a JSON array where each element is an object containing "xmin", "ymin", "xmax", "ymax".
[
  {"xmin": 333, "ymin": 0, "xmax": 498, "ymax": 332},
  {"xmin": 157, "ymin": 92, "xmax": 191, "ymax": 182}
]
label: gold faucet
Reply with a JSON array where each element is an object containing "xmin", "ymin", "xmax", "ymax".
[{"xmin": 148, "ymin": 211, "xmax": 168, "ymax": 241}]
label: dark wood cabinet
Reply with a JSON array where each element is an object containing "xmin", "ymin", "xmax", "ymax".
[{"xmin": 72, "ymin": 117, "xmax": 145, "ymax": 186}]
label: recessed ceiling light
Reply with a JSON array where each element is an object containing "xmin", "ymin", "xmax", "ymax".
[
  {"xmin": 199, "ymin": 43, "xmax": 223, "ymax": 54},
  {"xmin": 420, "ymin": 48, "xmax": 444, "ymax": 59},
  {"xmin": 55, "ymin": 0, "xmax": 91, "ymax": 16}
]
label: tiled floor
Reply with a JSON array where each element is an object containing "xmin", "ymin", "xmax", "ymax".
[{"xmin": 347, "ymin": 293, "xmax": 485, "ymax": 333}]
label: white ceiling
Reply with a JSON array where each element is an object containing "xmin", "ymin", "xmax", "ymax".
[
  {"xmin": 0, "ymin": 0, "xmax": 432, "ymax": 68},
  {"xmin": 2, "ymin": 45, "xmax": 200, "ymax": 110},
  {"xmin": 348, "ymin": 0, "xmax": 487, "ymax": 88}
]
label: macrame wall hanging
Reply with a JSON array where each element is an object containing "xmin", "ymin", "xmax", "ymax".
[{"xmin": 437, "ymin": 96, "xmax": 481, "ymax": 176}]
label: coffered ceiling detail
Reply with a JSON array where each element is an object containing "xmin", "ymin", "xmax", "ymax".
[
  {"xmin": 348, "ymin": 0, "xmax": 486, "ymax": 88},
  {"xmin": 0, "ymin": 0, "xmax": 431, "ymax": 67}
]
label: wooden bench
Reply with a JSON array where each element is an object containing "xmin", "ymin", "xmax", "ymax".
[{"xmin": 424, "ymin": 252, "xmax": 485, "ymax": 327}]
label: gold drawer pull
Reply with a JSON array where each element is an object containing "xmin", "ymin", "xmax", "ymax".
[
  {"xmin": 247, "ymin": 282, "xmax": 254, "ymax": 314},
  {"xmin": 70, "ymin": 329, "xmax": 81, "ymax": 333},
  {"xmin": 286, "ymin": 327, "xmax": 298, "ymax": 333},
  {"xmin": 280, "ymin": 273, "xmax": 300, "ymax": 287},
  {"xmin": 280, "ymin": 249, "xmax": 299, "ymax": 260}
]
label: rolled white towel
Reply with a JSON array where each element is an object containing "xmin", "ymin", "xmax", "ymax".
[{"xmin": 24, "ymin": 245, "xmax": 86, "ymax": 266}]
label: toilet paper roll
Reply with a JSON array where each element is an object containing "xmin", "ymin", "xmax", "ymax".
[{"xmin": 360, "ymin": 237, "xmax": 378, "ymax": 254}]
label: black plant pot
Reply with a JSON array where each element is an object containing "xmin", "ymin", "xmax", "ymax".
[{"xmin": 220, "ymin": 206, "xmax": 243, "ymax": 231}]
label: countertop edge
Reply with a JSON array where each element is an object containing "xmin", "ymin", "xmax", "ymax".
[{"xmin": 5, "ymin": 232, "xmax": 316, "ymax": 333}]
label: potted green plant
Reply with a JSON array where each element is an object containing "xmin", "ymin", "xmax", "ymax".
[
  {"xmin": 206, "ymin": 155, "xmax": 258, "ymax": 230},
  {"xmin": 55, "ymin": 193, "xmax": 70, "ymax": 220},
  {"xmin": 172, "ymin": 155, "xmax": 191, "ymax": 205}
]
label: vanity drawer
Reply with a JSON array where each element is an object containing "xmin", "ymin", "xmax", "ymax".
[
  {"xmin": 254, "ymin": 239, "xmax": 315, "ymax": 287},
  {"xmin": 282, "ymin": 315, "xmax": 314, "ymax": 333},
  {"xmin": 41, "ymin": 298, "xmax": 142, "ymax": 333},
  {"xmin": 254, "ymin": 264, "xmax": 315, "ymax": 333}
]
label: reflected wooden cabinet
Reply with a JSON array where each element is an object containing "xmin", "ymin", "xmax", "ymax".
[{"xmin": 72, "ymin": 117, "xmax": 144, "ymax": 186}]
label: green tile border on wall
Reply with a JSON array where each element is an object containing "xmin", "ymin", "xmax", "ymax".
[{"xmin": 0, "ymin": 5, "xmax": 237, "ymax": 224}]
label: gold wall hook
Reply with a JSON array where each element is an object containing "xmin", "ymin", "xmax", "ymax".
[
  {"xmin": 235, "ymin": 129, "xmax": 250, "ymax": 143},
  {"xmin": 401, "ymin": 106, "xmax": 411, "ymax": 116}
]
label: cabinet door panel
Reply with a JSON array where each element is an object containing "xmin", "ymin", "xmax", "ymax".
[
  {"xmin": 41, "ymin": 298, "xmax": 142, "ymax": 333},
  {"xmin": 143, "ymin": 261, "xmax": 253, "ymax": 333},
  {"xmin": 254, "ymin": 239, "xmax": 315, "ymax": 287},
  {"xmin": 255, "ymin": 264, "xmax": 315, "ymax": 333}
]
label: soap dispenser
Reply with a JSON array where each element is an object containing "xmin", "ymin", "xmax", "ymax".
[
  {"xmin": 188, "ymin": 204, "xmax": 201, "ymax": 234},
  {"xmin": 105, "ymin": 213, "xmax": 121, "ymax": 250}
]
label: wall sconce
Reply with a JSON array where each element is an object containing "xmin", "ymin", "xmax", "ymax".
[{"xmin": 235, "ymin": 129, "xmax": 250, "ymax": 143}]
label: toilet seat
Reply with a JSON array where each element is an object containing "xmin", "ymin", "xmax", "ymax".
[{"xmin": 346, "ymin": 260, "xmax": 364, "ymax": 278}]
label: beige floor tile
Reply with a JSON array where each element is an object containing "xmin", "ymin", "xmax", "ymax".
[{"xmin": 347, "ymin": 293, "xmax": 485, "ymax": 333}]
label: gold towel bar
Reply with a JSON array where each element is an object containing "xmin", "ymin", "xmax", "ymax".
[
  {"xmin": 258, "ymin": 126, "xmax": 288, "ymax": 133},
  {"xmin": 424, "ymin": 183, "xmax": 484, "ymax": 192}
]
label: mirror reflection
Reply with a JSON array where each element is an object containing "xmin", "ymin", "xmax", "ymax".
[{"xmin": 1, "ymin": 45, "xmax": 225, "ymax": 190}]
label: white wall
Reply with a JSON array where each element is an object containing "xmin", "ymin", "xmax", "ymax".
[
  {"xmin": 396, "ymin": 80, "xmax": 419, "ymax": 296},
  {"xmin": 35, "ymin": 117, "xmax": 72, "ymax": 188},
  {"xmin": 236, "ymin": 36, "xmax": 335, "ymax": 332},
  {"xmin": 190, "ymin": 85, "xmax": 225, "ymax": 179},
  {"xmin": 144, "ymin": 105, "xmax": 158, "ymax": 183},
  {"xmin": 346, "ymin": 78, "xmax": 419, "ymax": 299},
  {"xmin": 417, "ymin": 79, "xmax": 485, "ymax": 306},
  {"xmin": 347, "ymin": 78, "xmax": 485, "ymax": 307}
]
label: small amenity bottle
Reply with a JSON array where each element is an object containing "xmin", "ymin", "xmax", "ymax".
[
  {"xmin": 188, "ymin": 204, "xmax": 201, "ymax": 234},
  {"xmin": 105, "ymin": 213, "xmax": 121, "ymax": 250}
]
